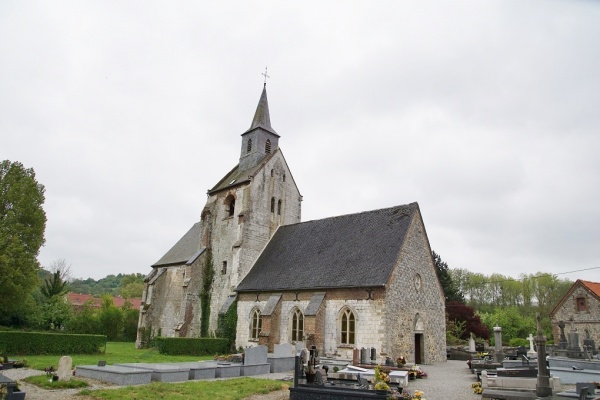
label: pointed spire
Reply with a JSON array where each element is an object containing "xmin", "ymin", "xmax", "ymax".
[{"xmin": 246, "ymin": 84, "xmax": 278, "ymax": 135}]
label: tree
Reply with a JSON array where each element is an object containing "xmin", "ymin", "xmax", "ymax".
[
  {"xmin": 0, "ymin": 160, "xmax": 46, "ymax": 317},
  {"xmin": 98, "ymin": 295, "xmax": 124, "ymax": 340},
  {"xmin": 41, "ymin": 259, "xmax": 71, "ymax": 299},
  {"xmin": 432, "ymin": 251, "xmax": 464, "ymax": 302},
  {"xmin": 446, "ymin": 300, "xmax": 490, "ymax": 340}
]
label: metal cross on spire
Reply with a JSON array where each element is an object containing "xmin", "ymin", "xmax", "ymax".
[{"xmin": 262, "ymin": 67, "xmax": 270, "ymax": 85}]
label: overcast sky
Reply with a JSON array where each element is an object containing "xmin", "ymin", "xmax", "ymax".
[{"xmin": 2, "ymin": 1, "xmax": 599, "ymax": 283}]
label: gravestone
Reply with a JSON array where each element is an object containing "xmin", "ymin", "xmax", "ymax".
[
  {"xmin": 245, "ymin": 345, "xmax": 267, "ymax": 365},
  {"xmin": 493, "ymin": 326, "xmax": 504, "ymax": 363},
  {"xmin": 268, "ymin": 343, "xmax": 295, "ymax": 373},
  {"xmin": 558, "ymin": 320, "xmax": 568, "ymax": 350},
  {"xmin": 294, "ymin": 341, "xmax": 305, "ymax": 354},
  {"xmin": 274, "ymin": 343, "xmax": 294, "ymax": 357},
  {"xmin": 527, "ymin": 334, "xmax": 537, "ymax": 358},
  {"xmin": 241, "ymin": 345, "xmax": 270, "ymax": 376},
  {"xmin": 57, "ymin": 356, "xmax": 73, "ymax": 382},
  {"xmin": 568, "ymin": 318, "xmax": 582, "ymax": 357},
  {"xmin": 583, "ymin": 328, "xmax": 596, "ymax": 355}
]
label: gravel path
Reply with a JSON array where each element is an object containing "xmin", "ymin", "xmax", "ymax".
[{"xmin": 0, "ymin": 360, "xmax": 502, "ymax": 400}]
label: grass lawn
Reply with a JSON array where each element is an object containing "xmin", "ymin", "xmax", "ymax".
[
  {"xmin": 21, "ymin": 342, "xmax": 213, "ymax": 370},
  {"xmin": 79, "ymin": 378, "xmax": 288, "ymax": 400},
  {"xmin": 25, "ymin": 374, "xmax": 89, "ymax": 389},
  {"xmin": 19, "ymin": 342, "xmax": 289, "ymax": 399}
]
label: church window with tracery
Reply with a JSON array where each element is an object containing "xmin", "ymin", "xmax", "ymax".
[
  {"xmin": 340, "ymin": 308, "xmax": 356, "ymax": 345},
  {"xmin": 247, "ymin": 139, "xmax": 252, "ymax": 153},
  {"xmin": 251, "ymin": 309, "xmax": 262, "ymax": 340},
  {"xmin": 291, "ymin": 309, "xmax": 304, "ymax": 342},
  {"xmin": 265, "ymin": 139, "xmax": 271, "ymax": 154}
]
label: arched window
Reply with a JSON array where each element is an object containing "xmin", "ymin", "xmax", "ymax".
[
  {"xmin": 271, "ymin": 197, "xmax": 275, "ymax": 213},
  {"xmin": 340, "ymin": 308, "xmax": 356, "ymax": 345},
  {"xmin": 247, "ymin": 138, "xmax": 252, "ymax": 153},
  {"xmin": 265, "ymin": 139, "xmax": 271, "ymax": 154},
  {"xmin": 251, "ymin": 309, "xmax": 262, "ymax": 340},
  {"xmin": 283, "ymin": 173, "xmax": 286, "ymax": 182},
  {"xmin": 271, "ymin": 169, "xmax": 274, "ymax": 177},
  {"xmin": 225, "ymin": 195, "xmax": 235, "ymax": 217},
  {"xmin": 277, "ymin": 199, "xmax": 282, "ymax": 215},
  {"xmin": 291, "ymin": 309, "xmax": 304, "ymax": 342}
]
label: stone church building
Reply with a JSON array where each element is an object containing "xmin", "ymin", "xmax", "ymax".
[{"xmin": 137, "ymin": 84, "xmax": 446, "ymax": 364}]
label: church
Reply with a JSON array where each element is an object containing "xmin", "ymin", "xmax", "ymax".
[{"xmin": 137, "ymin": 84, "xmax": 447, "ymax": 364}]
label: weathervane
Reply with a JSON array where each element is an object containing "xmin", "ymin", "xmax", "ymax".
[{"xmin": 262, "ymin": 66, "xmax": 270, "ymax": 85}]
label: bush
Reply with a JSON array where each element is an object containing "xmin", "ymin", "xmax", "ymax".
[
  {"xmin": 509, "ymin": 338, "xmax": 529, "ymax": 347},
  {"xmin": 0, "ymin": 331, "xmax": 106, "ymax": 355},
  {"xmin": 155, "ymin": 337, "xmax": 229, "ymax": 356}
]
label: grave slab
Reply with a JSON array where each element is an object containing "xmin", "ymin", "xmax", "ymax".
[
  {"xmin": 548, "ymin": 366, "xmax": 600, "ymax": 384},
  {"xmin": 215, "ymin": 362, "xmax": 241, "ymax": 378},
  {"xmin": 76, "ymin": 365, "xmax": 152, "ymax": 385},
  {"xmin": 163, "ymin": 362, "xmax": 217, "ymax": 380},
  {"xmin": 116, "ymin": 363, "xmax": 190, "ymax": 382},
  {"xmin": 241, "ymin": 363, "xmax": 271, "ymax": 376}
]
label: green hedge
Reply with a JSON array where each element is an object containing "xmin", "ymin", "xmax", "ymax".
[
  {"xmin": 155, "ymin": 337, "xmax": 229, "ymax": 356},
  {"xmin": 0, "ymin": 331, "xmax": 106, "ymax": 355}
]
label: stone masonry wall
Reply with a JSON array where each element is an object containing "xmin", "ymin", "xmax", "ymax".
[
  {"xmin": 551, "ymin": 282, "xmax": 600, "ymax": 345},
  {"xmin": 137, "ymin": 256, "xmax": 204, "ymax": 340},
  {"xmin": 205, "ymin": 150, "xmax": 301, "ymax": 335},
  {"xmin": 384, "ymin": 210, "xmax": 447, "ymax": 364}
]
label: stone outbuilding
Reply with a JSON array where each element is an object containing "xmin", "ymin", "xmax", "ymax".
[{"xmin": 550, "ymin": 279, "xmax": 600, "ymax": 345}]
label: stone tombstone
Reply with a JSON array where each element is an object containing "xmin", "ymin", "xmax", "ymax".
[
  {"xmin": 294, "ymin": 341, "xmax": 305, "ymax": 354},
  {"xmin": 274, "ymin": 343, "xmax": 294, "ymax": 357},
  {"xmin": 583, "ymin": 328, "xmax": 596, "ymax": 355},
  {"xmin": 493, "ymin": 326, "xmax": 504, "ymax": 363},
  {"xmin": 57, "ymin": 356, "xmax": 73, "ymax": 382},
  {"xmin": 558, "ymin": 320, "xmax": 568, "ymax": 350},
  {"xmin": 244, "ymin": 345, "xmax": 268, "ymax": 366}
]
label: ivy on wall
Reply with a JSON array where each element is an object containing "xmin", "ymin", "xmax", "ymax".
[
  {"xmin": 200, "ymin": 249, "xmax": 215, "ymax": 337},
  {"xmin": 217, "ymin": 298, "xmax": 238, "ymax": 352}
]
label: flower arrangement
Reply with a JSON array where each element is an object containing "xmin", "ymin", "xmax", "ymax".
[
  {"xmin": 402, "ymin": 389, "xmax": 426, "ymax": 400},
  {"xmin": 472, "ymin": 382, "xmax": 483, "ymax": 394},
  {"xmin": 396, "ymin": 355, "xmax": 407, "ymax": 367},
  {"xmin": 409, "ymin": 365, "xmax": 427, "ymax": 379},
  {"xmin": 372, "ymin": 365, "xmax": 391, "ymax": 391}
]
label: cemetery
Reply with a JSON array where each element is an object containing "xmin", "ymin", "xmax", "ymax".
[
  {"xmin": 4, "ymin": 319, "xmax": 600, "ymax": 399},
  {"xmin": 464, "ymin": 315, "xmax": 600, "ymax": 400}
]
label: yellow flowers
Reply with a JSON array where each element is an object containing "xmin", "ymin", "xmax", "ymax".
[{"xmin": 472, "ymin": 382, "xmax": 483, "ymax": 394}]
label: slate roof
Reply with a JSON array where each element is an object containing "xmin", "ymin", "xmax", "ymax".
[
  {"xmin": 244, "ymin": 83, "xmax": 279, "ymax": 136},
  {"xmin": 152, "ymin": 222, "xmax": 203, "ymax": 267},
  {"xmin": 207, "ymin": 151, "xmax": 277, "ymax": 194},
  {"xmin": 236, "ymin": 203, "xmax": 419, "ymax": 292}
]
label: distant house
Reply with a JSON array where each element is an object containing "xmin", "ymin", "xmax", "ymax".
[
  {"xmin": 549, "ymin": 280, "xmax": 600, "ymax": 344},
  {"xmin": 67, "ymin": 293, "xmax": 142, "ymax": 312}
]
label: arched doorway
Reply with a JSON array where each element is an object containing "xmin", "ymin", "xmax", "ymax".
[{"xmin": 414, "ymin": 314, "xmax": 424, "ymax": 364}]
